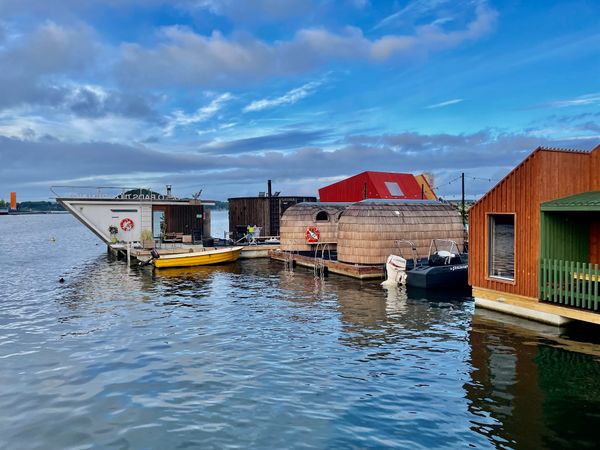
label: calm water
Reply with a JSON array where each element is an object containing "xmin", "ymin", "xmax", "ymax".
[
  {"xmin": 2, "ymin": 214, "xmax": 600, "ymax": 449},
  {"xmin": 210, "ymin": 210, "xmax": 229, "ymax": 240}
]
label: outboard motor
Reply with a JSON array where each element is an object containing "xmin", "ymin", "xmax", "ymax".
[
  {"xmin": 381, "ymin": 255, "xmax": 408, "ymax": 286},
  {"xmin": 141, "ymin": 249, "xmax": 160, "ymax": 267}
]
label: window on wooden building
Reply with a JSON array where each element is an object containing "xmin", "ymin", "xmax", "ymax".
[{"xmin": 488, "ymin": 214, "xmax": 515, "ymax": 281}]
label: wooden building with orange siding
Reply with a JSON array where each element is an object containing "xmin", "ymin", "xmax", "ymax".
[{"xmin": 469, "ymin": 144, "xmax": 600, "ymax": 325}]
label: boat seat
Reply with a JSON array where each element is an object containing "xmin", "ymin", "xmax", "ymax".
[{"xmin": 429, "ymin": 251, "xmax": 462, "ymax": 266}]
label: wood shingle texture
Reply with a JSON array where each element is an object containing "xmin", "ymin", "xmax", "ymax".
[
  {"xmin": 337, "ymin": 200, "xmax": 465, "ymax": 265},
  {"xmin": 280, "ymin": 203, "xmax": 350, "ymax": 251}
]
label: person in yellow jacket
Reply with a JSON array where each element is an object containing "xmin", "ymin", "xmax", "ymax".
[{"xmin": 246, "ymin": 224, "xmax": 255, "ymax": 242}]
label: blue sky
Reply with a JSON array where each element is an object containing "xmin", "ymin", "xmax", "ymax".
[{"xmin": 1, "ymin": 0, "xmax": 599, "ymax": 201}]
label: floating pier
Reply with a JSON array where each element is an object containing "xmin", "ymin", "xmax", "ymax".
[{"xmin": 269, "ymin": 250, "xmax": 384, "ymax": 280}]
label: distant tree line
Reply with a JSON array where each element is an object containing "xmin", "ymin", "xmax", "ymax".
[
  {"xmin": 16, "ymin": 201, "xmax": 65, "ymax": 212},
  {"xmin": 2, "ymin": 198, "xmax": 227, "ymax": 211},
  {"xmin": 206, "ymin": 201, "xmax": 228, "ymax": 210}
]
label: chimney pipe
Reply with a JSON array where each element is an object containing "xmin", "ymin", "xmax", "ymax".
[
  {"xmin": 268, "ymin": 180, "xmax": 272, "ymax": 198},
  {"xmin": 166, "ymin": 184, "xmax": 172, "ymax": 198}
]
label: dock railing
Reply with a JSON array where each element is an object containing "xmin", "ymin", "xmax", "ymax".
[
  {"xmin": 50, "ymin": 186, "xmax": 179, "ymax": 201},
  {"xmin": 539, "ymin": 258, "xmax": 600, "ymax": 311}
]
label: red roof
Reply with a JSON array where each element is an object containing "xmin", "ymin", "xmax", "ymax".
[{"xmin": 318, "ymin": 171, "xmax": 436, "ymax": 202}]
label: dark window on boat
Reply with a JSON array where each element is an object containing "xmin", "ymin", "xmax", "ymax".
[
  {"xmin": 488, "ymin": 214, "xmax": 515, "ymax": 281},
  {"xmin": 315, "ymin": 211, "xmax": 329, "ymax": 221},
  {"xmin": 385, "ymin": 181, "xmax": 404, "ymax": 196}
]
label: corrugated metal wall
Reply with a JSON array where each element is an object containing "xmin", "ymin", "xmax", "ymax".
[
  {"xmin": 319, "ymin": 172, "xmax": 374, "ymax": 202},
  {"xmin": 469, "ymin": 148, "xmax": 598, "ymax": 299},
  {"xmin": 318, "ymin": 172, "xmax": 435, "ymax": 202}
]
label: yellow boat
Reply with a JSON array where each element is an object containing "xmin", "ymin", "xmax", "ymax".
[{"xmin": 153, "ymin": 246, "xmax": 243, "ymax": 269}]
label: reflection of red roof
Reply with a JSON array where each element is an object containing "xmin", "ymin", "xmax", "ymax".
[{"xmin": 318, "ymin": 171, "xmax": 437, "ymax": 202}]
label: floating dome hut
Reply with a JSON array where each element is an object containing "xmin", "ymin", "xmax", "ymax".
[
  {"xmin": 280, "ymin": 202, "xmax": 350, "ymax": 252},
  {"xmin": 336, "ymin": 200, "xmax": 465, "ymax": 265}
]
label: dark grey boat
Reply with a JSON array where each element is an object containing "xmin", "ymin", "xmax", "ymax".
[
  {"xmin": 383, "ymin": 239, "xmax": 469, "ymax": 290},
  {"xmin": 406, "ymin": 253, "xmax": 469, "ymax": 289}
]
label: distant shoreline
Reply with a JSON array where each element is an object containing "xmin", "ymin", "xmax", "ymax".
[{"xmin": 0, "ymin": 211, "xmax": 71, "ymax": 216}]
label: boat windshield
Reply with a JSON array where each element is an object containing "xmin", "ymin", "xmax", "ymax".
[{"xmin": 428, "ymin": 239, "xmax": 460, "ymax": 259}]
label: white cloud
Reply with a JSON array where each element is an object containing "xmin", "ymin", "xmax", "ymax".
[
  {"xmin": 374, "ymin": 0, "xmax": 450, "ymax": 31},
  {"xmin": 4, "ymin": 128, "xmax": 598, "ymax": 200},
  {"xmin": 243, "ymin": 80, "xmax": 322, "ymax": 112},
  {"xmin": 117, "ymin": 2, "xmax": 497, "ymax": 88},
  {"xmin": 163, "ymin": 92, "xmax": 233, "ymax": 135},
  {"xmin": 426, "ymin": 98, "xmax": 463, "ymax": 109},
  {"xmin": 194, "ymin": 0, "xmax": 311, "ymax": 21},
  {"xmin": 0, "ymin": 22, "xmax": 99, "ymax": 108},
  {"xmin": 546, "ymin": 93, "xmax": 600, "ymax": 108}
]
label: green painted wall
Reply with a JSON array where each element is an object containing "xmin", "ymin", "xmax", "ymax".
[{"xmin": 540, "ymin": 212, "xmax": 589, "ymax": 262}]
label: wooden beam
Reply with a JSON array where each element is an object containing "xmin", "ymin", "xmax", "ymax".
[{"xmin": 473, "ymin": 287, "xmax": 600, "ymax": 325}]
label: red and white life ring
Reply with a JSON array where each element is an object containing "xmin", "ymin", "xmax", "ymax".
[
  {"xmin": 305, "ymin": 226, "xmax": 320, "ymax": 243},
  {"xmin": 120, "ymin": 217, "xmax": 135, "ymax": 232}
]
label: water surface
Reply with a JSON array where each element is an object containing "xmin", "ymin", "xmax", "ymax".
[{"xmin": 1, "ymin": 214, "xmax": 600, "ymax": 449}]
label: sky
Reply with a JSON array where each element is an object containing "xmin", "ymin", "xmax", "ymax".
[{"xmin": 0, "ymin": 0, "xmax": 599, "ymax": 201}]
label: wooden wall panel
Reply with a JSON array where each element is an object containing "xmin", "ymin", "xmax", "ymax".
[
  {"xmin": 167, "ymin": 205, "xmax": 204, "ymax": 235},
  {"xmin": 469, "ymin": 149, "xmax": 593, "ymax": 300},
  {"xmin": 152, "ymin": 204, "xmax": 204, "ymax": 235},
  {"xmin": 228, "ymin": 196, "xmax": 317, "ymax": 237},
  {"xmin": 228, "ymin": 198, "xmax": 270, "ymax": 235},
  {"xmin": 590, "ymin": 221, "xmax": 600, "ymax": 265},
  {"xmin": 592, "ymin": 145, "xmax": 600, "ymax": 189}
]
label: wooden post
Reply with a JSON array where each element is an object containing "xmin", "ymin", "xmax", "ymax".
[
  {"xmin": 461, "ymin": 172, "xmax": 465, "ymax": 226},
  {"xmin": 127, "ymin": 242, "xmax": 131, "ymax": 266}
]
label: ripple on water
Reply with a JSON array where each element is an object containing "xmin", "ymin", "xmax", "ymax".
[{"xmin": 2, "ymin": 214, "xmax": 600, "ymax": 449}]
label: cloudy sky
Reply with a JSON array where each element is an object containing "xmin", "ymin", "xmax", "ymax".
[{"xmin": 1, "ymin": 0, "xmax": 599, "ymax": 201}]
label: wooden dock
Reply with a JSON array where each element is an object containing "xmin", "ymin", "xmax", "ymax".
[
  {"xmin": 107, "ymin": 243, "xmax": 383, "ymax": 280},
  {"xmin": 269, "ymin": 250, "xmax": 384, "ymax": 280},
  {"xmin": 109, "ymin": 243, "xmax": 280, "ymax": 264}
]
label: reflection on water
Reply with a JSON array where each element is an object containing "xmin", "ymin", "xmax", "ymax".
[
  {"xmin": 2, "ymin": 214, "xmax": 600, "ymax": 449},
  {"xmin": 467, "ymin": 309, "xmax": 600, "ymax": 449}
]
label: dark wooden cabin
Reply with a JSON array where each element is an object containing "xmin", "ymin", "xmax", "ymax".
[
  {"xmin": 469, "ymin": 145, "xmax": 600, "ymax": 324},
  {"xmin": 228, "ymin": 195, "xmax": 317, "ymax": 238},
  {"xmin": 151, "ymin": 203, "xmax": 210, "ymax": 239}
]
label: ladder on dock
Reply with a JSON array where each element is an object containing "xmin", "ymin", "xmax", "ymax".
[{"xmin": 313, "ymin": 243, "xmax": 332, "ymax": 279}]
